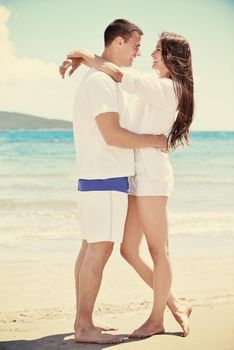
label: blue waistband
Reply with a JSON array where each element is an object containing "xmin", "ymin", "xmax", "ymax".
[{"xmin": 78, "ymin": 177, "xmax": 129, "ymax": 193}]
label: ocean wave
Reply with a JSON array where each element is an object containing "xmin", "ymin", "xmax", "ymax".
[
  {"xmin": 169, "ymin": 210, "xmax": 234, "ymax": 219},
  {"xmin": 0, "ymin": 173, "xmax": 68, "ymax": 178},
  {"xmin": 168, "ymin": 210, "xmax": 234, "ymax": 237},
  {"xmin": 0, "ymin": 199, "xmax": 77, "ymax": 210},
  {"xmin": 0, "ymin": 226, "xmax": 82, "ymax": 241},
  {"xmin": 177, "ymin": 179, "xmax": 234, "ymax": 186},
  {"xmin": 1, "ymin": 209, "xmax": 233, "ymax": 241}
]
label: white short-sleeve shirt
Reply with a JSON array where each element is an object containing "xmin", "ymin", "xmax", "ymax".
[{"xmin": 73, "ymin": 68, "xmax": 134, "ymax": 179}]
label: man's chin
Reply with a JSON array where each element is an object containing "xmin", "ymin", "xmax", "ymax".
[
  {"xmin": 127, "ymin": 60, "xmax": 133, "ymax": 67},
  {"xmin": 121, "ymin": 62, "xmax": 132, "ymax": 68}
]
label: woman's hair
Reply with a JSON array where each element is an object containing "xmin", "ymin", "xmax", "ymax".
[{"xmin": 159, "ymin": 32, "xmax": 194, "ymax": 150}]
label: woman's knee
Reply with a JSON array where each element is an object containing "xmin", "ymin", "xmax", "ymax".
[
  {"xmin": 148, "ymin": 243, "xmax": 169, "ymax": 261},
  {"xmin": 120, "ymin": 242, "xmax": 139, "ymax": 262}
]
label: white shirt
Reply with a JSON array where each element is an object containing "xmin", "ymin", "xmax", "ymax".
[
  {"xmin": 73, "ymin": 68, "xmax": 134, "ymax": 179},
  {"xmin": 121, "ymin": 70, "xmax": 178, "ymax": 179}
]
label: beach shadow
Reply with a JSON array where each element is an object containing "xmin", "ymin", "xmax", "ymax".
[
  {"xmin": 0, "ymin": 330, "xmax": 185, "ymax": 349},
  {"xmin": 0, "ymin": 332, "xmax": 131, "ymax": 350},
  {"xmin": 163, "ymin": 331, "xmax": 183, "ymax": 337}
]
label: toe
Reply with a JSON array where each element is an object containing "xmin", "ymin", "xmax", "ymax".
[{"xmin": 183, "ymin": 326, "xmax": 189, "ymax": 337}]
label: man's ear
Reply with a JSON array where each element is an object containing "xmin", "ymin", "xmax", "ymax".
[{"xmin": 113, "ymin": 36, "xmax": 125, "ymax": 47}]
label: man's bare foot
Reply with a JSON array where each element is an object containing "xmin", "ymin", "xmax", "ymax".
[
  {"xmin": 75, "ymin": 326, "xmax": 123, "ymax": 344},
  {"xmin": 129, "ymin": 319, "xmax": 165, "ymax": 339},
  {"xmin": 94, "ymin": 321, "xmax": 118, "ymax": 331},
  {"xmin": 172, "ymin": 303, "xmax": 192, "ymax": 337},
  {"xmin": 74, "ymin": 318, "xmax": 118, "ymax": 332}
]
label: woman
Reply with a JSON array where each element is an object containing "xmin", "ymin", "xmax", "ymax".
[{"xmin": 61, "ymin": 32, "xmax": 194, "ymax": 338}]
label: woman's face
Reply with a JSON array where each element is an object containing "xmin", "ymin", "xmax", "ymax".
[{"xmin": 151, "ymin": 41, "xmax": 170, "ymax": 77}]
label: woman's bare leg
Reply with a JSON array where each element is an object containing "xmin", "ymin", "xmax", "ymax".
[
  {"xmin": 121, "ymin": 196, "xmax": 191, "ymax": 337},
  {"xmin": 129, "ymin": 196, "xmax": 171, "ymax": 338},
  {"xmin": 120, "ymin": 196, "xmax": 153, "ymax": 286}
]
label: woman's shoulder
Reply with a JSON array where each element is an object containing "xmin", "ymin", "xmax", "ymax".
[
  {"xmin": 160, "ymin": 77, "xmax": 174, "ymax": 87},
  {"xmin": 160, "ymin": 78, "xmax": 177, "ymax": 106},
  {"xmin": 160, "ymin": 78, "xmax": 175, "ymax": 94}
]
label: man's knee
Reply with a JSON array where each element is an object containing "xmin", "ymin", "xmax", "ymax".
[
  {"xmin": 88, "ymin": 241, "xmax": 114, "ymax": 260},
  {"xmin": 79, "ymin": 240, "xmax": 88, "ymax": 254}
]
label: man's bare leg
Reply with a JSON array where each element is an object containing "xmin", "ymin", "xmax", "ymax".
[
  {"xmin": 75, "ymin": 241, "xmax": 122, "ymax": 344},
  {"xmin": 74, "ymin": 240, "xmax": 87, "ymax": 331},
  {"xmin": 120, "ymin": 196, "xmax": 192, "ymax": 336},
  {"xmin": 74, "ymin": 240, "xmax": 117, "ymax": 332}
]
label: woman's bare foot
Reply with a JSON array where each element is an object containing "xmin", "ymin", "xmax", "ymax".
[
  {"xmin": 74, "ymin": 318, "xmax": 118, "ymax": 332},
  {"xmin": 129, "ymin": 318, "xmax": 165, "ymax": 339},
  {"xmin": 75, "ymin": 326, "xmax": 123, "ymax": 344},
  {"xmin": 172, "ymin": 303, "xmax": 192, "ymax": 337}
]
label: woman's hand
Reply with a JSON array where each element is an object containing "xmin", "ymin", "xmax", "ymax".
[
  {"xmin": 59, "ymin": 49, "xmax": 122, "ymax": 82},
  {"xmin": 155, "ymin": 134, "xmax": 168, "ymax": 153},
  {"xmin": 59, "ymin": 58, "xmax": 83, "ymax": 79}
]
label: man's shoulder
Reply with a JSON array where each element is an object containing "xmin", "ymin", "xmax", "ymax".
[{"xmin": 84, "ymin": 68, "xmax": 117, "ymax": 87}]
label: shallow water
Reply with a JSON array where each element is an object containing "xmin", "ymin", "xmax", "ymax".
[{"xmin": 0, "ymin": 130, "xmax": 234, "ymax": 256}]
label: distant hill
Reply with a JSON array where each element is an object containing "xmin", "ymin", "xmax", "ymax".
[{"xmin": 0, "ymin": 111, "xmax": 72, "ymax": 130}]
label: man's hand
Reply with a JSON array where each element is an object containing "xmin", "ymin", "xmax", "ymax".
[
  {"xmin": 154, "ymin": 134, "xmax": 168, "ymax": 153},
  {"xmin": 59, "ymin": 58, "xmax": 83, "ymax": 79}
]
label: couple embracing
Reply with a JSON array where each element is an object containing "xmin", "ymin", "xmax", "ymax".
[{"xmin": 60, "ymin": 18, "xmax": 194, "ymax": 344}]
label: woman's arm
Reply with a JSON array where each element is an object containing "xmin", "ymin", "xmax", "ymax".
[
  {"xmin": 61, "ymin": 49, "xmax": 123, "ymax": 82},
  {"xmin": 75, "ymin": 51, "xmax": 161, "ymax": 101},
  {"xmin": 59, "ymin": 50, "xmax": 164, "ymax": 106}
]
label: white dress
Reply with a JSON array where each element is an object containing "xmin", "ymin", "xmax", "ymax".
[{"xmin": 121, "ymin": 70, "xmax": 178, "ymax": 196}]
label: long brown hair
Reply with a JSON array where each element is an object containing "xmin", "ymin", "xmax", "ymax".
[{"xmin": 159, "ymin": 32, "xmax": 194, "ymax": 150}]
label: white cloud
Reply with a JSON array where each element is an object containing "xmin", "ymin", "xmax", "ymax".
[
  {"xmin": 0, "ymin": 5, "xmax": 76, "ymax": 120},
  {"xmin": 0, "ymin": 6, "xmax": 14, "ymax": 58},
  {"xmin": 1, "ymin": 4, "xmax": 233, "ymax": 130}
]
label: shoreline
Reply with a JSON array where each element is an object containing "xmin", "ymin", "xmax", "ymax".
[{"xmin": 1, "ymin": 234, "xmax": 234, "ymax": 265}]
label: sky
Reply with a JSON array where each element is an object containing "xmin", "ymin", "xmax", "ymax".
[{"xmin": 0, "ymin": 0, "xmax": 234, "ymax": 130}]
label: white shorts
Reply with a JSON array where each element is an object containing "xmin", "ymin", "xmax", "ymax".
[
  {"xmin": 77, "ymin": 190, "xmax": 128, "ymax": 243},
  {"xmin": 128, "ymin": 160, "xmax": 174, "ymax": 197}
]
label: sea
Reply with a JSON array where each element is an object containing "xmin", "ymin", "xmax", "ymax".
[{"xmin": 0, "ymin": 130, "xmax": 234, "ymax": 260}]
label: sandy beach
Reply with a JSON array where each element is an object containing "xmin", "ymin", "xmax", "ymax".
[
  {"xmin": 0, "ymin": 241, "xmax": 234, "ymax": 350},
  {"xmin": 1, "ymin": 0, "xmax": 234, "ymax": 345},
  {"xmin": 1, "ymin": 130, "xmax": 234, "ymax": 349}
]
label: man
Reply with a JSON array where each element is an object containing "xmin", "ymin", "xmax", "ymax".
[{"xmin": 60, "ymin": 19, "xmax": 167, "ymax": 344}]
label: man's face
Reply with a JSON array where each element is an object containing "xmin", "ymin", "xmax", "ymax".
[{"xmin": 119, "ymin": 31, "xmax": 141, "ymax": 67}]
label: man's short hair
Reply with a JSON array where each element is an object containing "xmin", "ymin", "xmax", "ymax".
[{"xmin": 104, "ymin": 19, "xmax": 143, "ymax": 47}]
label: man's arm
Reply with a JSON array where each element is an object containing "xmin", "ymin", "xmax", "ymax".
[{"xmin": 96, "ymin": 112, "xmax": 167, "ymax": 151}]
